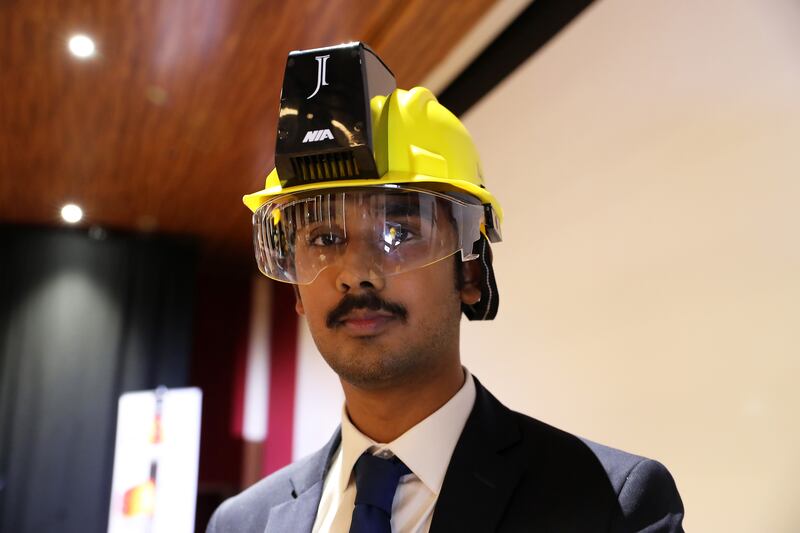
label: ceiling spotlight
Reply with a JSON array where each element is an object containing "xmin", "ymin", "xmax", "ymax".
[
  {"xmin": 68, "ymin": 34, "xmax": 96, "ymax": 59},
  {"xmin": 61, "ymin": 204, "xmax": 83, "ymax": 224}
]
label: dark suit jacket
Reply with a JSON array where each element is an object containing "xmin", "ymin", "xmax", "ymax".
[{"xmin": 207, "ymin": 377, "xmax": 684, "ymax": 532}]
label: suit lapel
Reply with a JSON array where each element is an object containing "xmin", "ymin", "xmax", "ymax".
[
  {"xmin": 430, "ymin": 377, "xmax": 524, "ymax": 533},
  {"xmin": 264, "ymin": 429, "xmax": 342, "ymax": 533},
  {"xmin": 263, "ymin": 481, "xmax": 323, "ymax": 533}
]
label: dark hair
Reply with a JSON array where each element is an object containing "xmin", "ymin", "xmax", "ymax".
[{"xmin": 454, "ymin": 253, "xmax": 466, "ymax": 291}]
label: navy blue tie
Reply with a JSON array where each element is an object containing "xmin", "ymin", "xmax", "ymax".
[{"xmin": 349, "ymin": 452, "xmax": 411, "ymax": 533}]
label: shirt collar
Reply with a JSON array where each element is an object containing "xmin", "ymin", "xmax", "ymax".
[{"xmin": 338, "ymin": 368, "xmax": 476, "ymax": 496}]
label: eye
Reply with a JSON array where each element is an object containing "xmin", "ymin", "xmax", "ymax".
[
  {"xmin": 393, "ymin": 227, "xmax": 415, "ymax": 242},
  {"xmin": 309, "ymin": 232, "xmax": 345, "ymax": 247},
  {"xmin": 384, "ymin": 223, "xmax": 419, "ymax": 246}
]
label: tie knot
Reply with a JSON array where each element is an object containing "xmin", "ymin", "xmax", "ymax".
[{"xmin": 352, "ymin": 452, "xmax": 411, "ymax": 514}]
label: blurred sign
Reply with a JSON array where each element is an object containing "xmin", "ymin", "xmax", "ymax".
[{"xmin": 107, "ymin": 387, "xmax": 202, "ymax": 533}]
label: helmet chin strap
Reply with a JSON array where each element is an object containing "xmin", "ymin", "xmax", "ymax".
[{"xmin": 462, "ymin": 234, "xmax": 499, "ymax": 321}]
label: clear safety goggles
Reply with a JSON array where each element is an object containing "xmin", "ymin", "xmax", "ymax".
[{"xmin": 252, "ymin": 186, "xmax": 485, "ymax": 285}]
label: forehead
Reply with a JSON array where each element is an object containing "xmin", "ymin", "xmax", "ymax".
[{"xmin": 279, "ymin": 189, "xmax": 446, "ymax": 220}]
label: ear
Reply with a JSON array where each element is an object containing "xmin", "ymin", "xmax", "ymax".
[
  {"xmin": 293, "ymin": 286, "xmax": 305, "ymax": 315},
  {"xmin": 459, "ymin": 259, "xmax": 482, "ymax": 306}
]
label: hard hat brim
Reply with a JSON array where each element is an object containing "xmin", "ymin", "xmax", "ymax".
[{"xmin": 243, "ymin": 168, "xmax": 504, "ymax": 224}]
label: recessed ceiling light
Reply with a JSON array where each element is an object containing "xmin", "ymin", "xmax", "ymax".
[
  {"xmin": 61, "ymin": 204, "xmax": 83, "ymax": 224},
  {"xmin": 68, "ymin": 34, "xmax": 96, "ymax": 59}
]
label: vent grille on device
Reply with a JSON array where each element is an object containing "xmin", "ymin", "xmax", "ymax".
[{"xmin": 290, "ymin": 151, "xmax": 360, "ymax": 182}]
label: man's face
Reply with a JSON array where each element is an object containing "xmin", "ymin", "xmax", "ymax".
[{"xmin": 293, "ymin": 194, "xmax": 481, "ymax": 390}]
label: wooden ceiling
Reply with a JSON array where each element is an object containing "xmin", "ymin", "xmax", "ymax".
[{"xmin": 0, "ymin": 0, "xmax": 498, "ymax": 257}]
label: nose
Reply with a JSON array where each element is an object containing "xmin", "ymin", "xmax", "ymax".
[{"xmin": 335, "ymin": 238, "xmax": 386, "ymax": 293}]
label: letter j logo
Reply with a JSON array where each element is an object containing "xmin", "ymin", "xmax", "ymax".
[{"xmin": 308, "ymin": 55, "xmax": 330, "ymax": 100}]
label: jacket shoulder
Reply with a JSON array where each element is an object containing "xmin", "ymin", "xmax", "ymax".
[
  {"xmin": 509, "ymin": 410, "xmax": 684, "ymax": 531},
  {"xmin": 206, "ymin": 450, "xmax": 324, "ymax": 533},
  {"xmin": 583, "ymin": 440, "xmax": 684, "ymax": 532}
]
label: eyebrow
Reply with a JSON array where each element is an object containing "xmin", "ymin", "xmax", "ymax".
[{"xmin": 383, "ymin": 196, "xmax": 421, "ymax": 218}]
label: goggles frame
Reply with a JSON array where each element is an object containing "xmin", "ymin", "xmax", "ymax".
[{"xmin": 252, "ymin": 185, "xmax": 488, "ymax": 285}]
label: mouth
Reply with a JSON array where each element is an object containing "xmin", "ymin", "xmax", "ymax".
[
  {"xmin": 326, "ymin": 292, "xmax": 408, "ymax": 335},
  {"xmin": 336, "ymin": 310, "xmax": 399, "ymax": 336}
]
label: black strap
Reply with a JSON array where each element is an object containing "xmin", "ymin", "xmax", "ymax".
[{"xmin": 462, "ymin": 235, "xmax": 500, "ymax": 321}]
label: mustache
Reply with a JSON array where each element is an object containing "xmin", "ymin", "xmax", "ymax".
[{"xmin": 326, "ymin": 292, "xmax": 408, "ymax": 328}]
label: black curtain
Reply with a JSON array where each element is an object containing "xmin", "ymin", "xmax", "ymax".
[{"xmin": 0, "ymin": 226, "xmax": 197, "ymax": 533}]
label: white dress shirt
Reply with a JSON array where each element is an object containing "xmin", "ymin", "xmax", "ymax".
[{"xmin": 311, "ymin": 369, "xmax": 477, "ymax": 533}]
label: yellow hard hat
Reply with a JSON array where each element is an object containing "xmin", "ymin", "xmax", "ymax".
[
  {"xmin": 244, "ymin": 86, "xmax": 502, "ymax": 233},
  {"xmin": 246, "ymin": 42, "xmax": 502, "ymax": 319}
]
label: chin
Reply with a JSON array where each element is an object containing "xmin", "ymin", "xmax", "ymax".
[{"xmin": 325, "ymin": 349, "xmax": 423, "ymax": 390}]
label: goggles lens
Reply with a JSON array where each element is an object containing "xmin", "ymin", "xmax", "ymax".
[{"xmin": 252, "ymin": 187, "xmax": 484, "ymax": 284}]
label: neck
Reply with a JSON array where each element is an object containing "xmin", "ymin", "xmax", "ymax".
[{"xmin": 341, "ymin": 359, "xmax": 465, "ymax": 443}]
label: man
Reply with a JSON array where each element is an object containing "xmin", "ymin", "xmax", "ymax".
[{"xmin": 208, "ymin": 42, "xmax": 684, "ymax": 532}]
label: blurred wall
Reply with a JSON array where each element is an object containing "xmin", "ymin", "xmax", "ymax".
[
  {"xmin": 292, "ymin": 316, "xmax": 343, "ymax": 460},
  {"xmin": 459, "ymin": 0, "xmax": 800, "ymax": 531},
  {"xmin": 189, "ymin": 257, "xmax": 251, "ymax": 527},
  {"xmin": 0, "ymin": 226, "xmax": 196, "ymax": 533}
]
